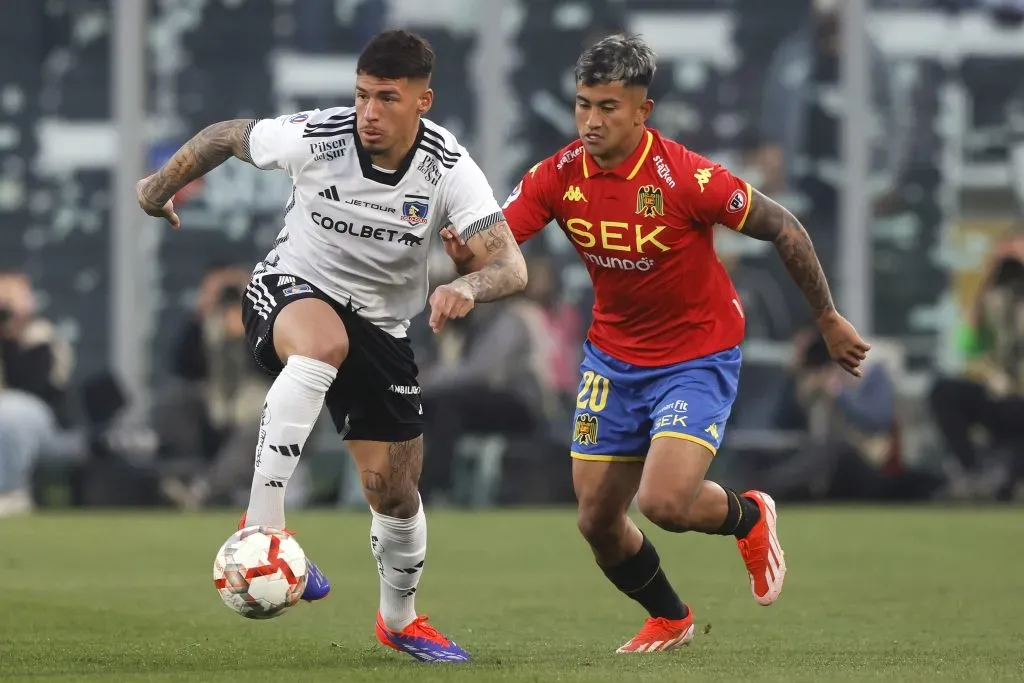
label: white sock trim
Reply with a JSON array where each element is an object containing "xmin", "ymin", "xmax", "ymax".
[
  {"xmin": 370, "ymin": 497, "xmax": 424, "ymax": 537},
  {"xmin": 284, "ymin": 355, "xmax": 338, "ymax": 393}
]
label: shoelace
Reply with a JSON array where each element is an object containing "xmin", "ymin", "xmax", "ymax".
[
  {"xmin": 632, "ymin": 617, "xmax": 686, "ymax": 641},
  {"xmin": 403, "ymin": 616, "xmax": 448, "ymax": 643}
]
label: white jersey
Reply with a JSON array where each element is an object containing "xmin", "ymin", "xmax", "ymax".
[{"xmin": 245, "ymin": 107, "xmax": 504, "ymax": 337}]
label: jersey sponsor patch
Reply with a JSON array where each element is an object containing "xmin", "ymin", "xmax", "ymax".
[
  {"xmin": 417, "ymin": 155, "xmax": 441, "ymax": 186},
  {"xmin": 727, "ymin": 188, "xmax": 747, "ymax": 214},
  {"xmin": 311, "ymin": 212, "xmax": 425, "ymax": 247},
  {"xmin": 289, "ymin": 112, "xmax": 309, "ymax": 124}
]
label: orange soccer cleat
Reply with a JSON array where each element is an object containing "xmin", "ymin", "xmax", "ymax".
[
  {"xmin": 615, "ymin": 610, "xmax": 695, "ymax": 653},
  {"xmin": 736, "ymin": 490, "xmax": 786, "ymax": 605}
]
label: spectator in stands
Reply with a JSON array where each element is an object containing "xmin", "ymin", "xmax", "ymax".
[
  {"xmin": 716, "ymin": 228, "xmax": 795, "ymax": 341},
  {"xmin": 418, "ymin": 256, "xmax": 573, "ymax": 503},
  {"xmin": 755, "ymin": 0, "xmax": 911, "ymax": 275},
  {"xmin": 759, "ymin": 326, "xmax": 939, "ymax": 501},
  {"xmin": 155, "ymin": 264, "xmax": 284, "ymax": 509},
  {"xmin": 930, "ymin": 235, "xmax": 1024, "ymax": 499},
  {"xmin": 0, "ymin": 271, "xmax": 77, "ymax": 515}
]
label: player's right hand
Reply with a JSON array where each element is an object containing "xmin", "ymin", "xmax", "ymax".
[
  {"xmin": 817, "ymin": 311, "xmax": 871, "ymax": 377},
  {"xmin": 439, "ymin": 226, "xmax": 475, "ymax": 269},
  {"xmin": 428, "ymin": 280, "xmax": 475, "ymax": 333},
  {"xmin": 136, "ymin": 175, "xmax": 181, "ymax": 229}
]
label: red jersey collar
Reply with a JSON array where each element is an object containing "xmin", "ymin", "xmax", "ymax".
[{"xmin": 582, "ymin": 128, "xmax": 654, "ymax": 181}]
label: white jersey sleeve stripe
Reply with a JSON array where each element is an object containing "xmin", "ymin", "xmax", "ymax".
[
  {"xmin": 241, "ymin": 119, "xmax": 260, "ymax": 166},
  {"xmin": 462, "ymin": 210, "xmax": 505, "ymax": 240}
]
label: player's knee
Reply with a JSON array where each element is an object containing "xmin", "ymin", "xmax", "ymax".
[
  {"xmin": 295, "ymin": 334, "xmax": 349, "ymax": 368},
  {"xmin": 576, "ymin": 505, "xmax": 621, "ymax": 546},
  {"xmin": 277, "ymin": 327, "xmax": 348, "ymax": 368},
  {"xmin": 273, "ymin": 299, "xmax": 350, "ymax": 367},
  {"xmin": 637, "ymin": 490, "xmax": 694, "ymax": 533}
]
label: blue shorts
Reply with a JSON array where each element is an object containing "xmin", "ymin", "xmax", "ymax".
[{"xmin": 570, "ymin": 341, "xmax": 741, "ymax": 462}]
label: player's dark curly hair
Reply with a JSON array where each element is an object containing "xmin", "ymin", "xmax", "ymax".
[
  {"xmin": 575, "ymin": 34, "xmax": 656, "ymax": 88},
  {"xmin": 357, "ymin": 30, "xmax": 434, "ymax": 81}
]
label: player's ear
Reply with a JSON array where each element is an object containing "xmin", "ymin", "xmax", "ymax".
[
  {"xmin": 418, "ymin": 88, "xmax": 434, "ymax": 115},
  {"xmin": 638, "ymin": 98, "xmax": 654, "ymax": 125}
]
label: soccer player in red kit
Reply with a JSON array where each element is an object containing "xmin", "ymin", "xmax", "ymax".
[{"xmin": 444, "ymin": 34, "xmax": 870, "ymax": 652}]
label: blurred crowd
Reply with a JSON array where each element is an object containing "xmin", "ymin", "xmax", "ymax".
[{"xmin": 3, "ymin": 226, "xmax": 1024, "ymax": 514}]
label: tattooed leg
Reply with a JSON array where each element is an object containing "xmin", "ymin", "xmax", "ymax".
[
  {"xmin": 349, "ymin": 438, "xmax": 433, "ymax": 632},
  {"xmin": 350, "ymin": 438, "xmax": 424, "ymax": 518}
]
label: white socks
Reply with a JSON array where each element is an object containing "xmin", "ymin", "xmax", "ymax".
[
  {"xmin": 245, "ymin": 356, "xmax": 337, "ymax": 528},
  {"xmin": 371, "ymin": 498, "xmax": 427, "ymax": 631}
]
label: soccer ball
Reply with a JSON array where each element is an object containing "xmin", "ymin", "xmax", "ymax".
[{"xmin": 213, "ymin": 526, "xmax": 307, "ymax": 619}]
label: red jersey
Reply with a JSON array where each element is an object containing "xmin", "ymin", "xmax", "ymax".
[{"xmin": 503, "ymin": 128, "xmax": 752, "ymax": 366}]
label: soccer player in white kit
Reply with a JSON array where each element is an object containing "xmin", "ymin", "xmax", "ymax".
[{"xmin": 136, "ymin": 30, "xmax": 527, "ymax": 662}]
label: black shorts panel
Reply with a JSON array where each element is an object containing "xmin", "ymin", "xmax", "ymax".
[{"xmin": 242, "ymin": 273, "xmax": 423, "ymax": 441}]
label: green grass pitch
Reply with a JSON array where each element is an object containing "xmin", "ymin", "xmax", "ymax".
[{"xmin": 1, "ymin": 506, "xmax": 1022, "ymax": 682}]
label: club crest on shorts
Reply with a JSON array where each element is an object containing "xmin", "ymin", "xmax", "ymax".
[
  {"xmin": 573, "ymin": 413, "xmax": 599, "ymax": 446},
  {"xmin": 282, "ymin": 283, "xmax": 313, "ymax": 297},
  {"xmin": 401, "ymin": 197, "xmax": 430, "ymax": 226},
  {"xmin": 635, "ymin": 185, "xmax": 664, "ymax": 218}
]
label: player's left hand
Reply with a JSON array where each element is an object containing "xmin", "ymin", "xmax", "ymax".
[
  {"xmin": 817, "ymin": 311, "xmax": 871, "ymax": 377},
  {"xmin": 428, "ymin": 280, "xmax": 475, "ymax": 333},
  {"xmin": 440, "ymin": 226, "xmax": 476, "ymax": 269}
]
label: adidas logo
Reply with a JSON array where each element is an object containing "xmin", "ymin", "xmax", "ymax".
[
  {"xmin": 269, "ymin": 444, "xmax": 301, "ymax": 457},
  {"xmin": 318, "ymin": 185, "xmax": 340, "ymax": 201},
  {"xmin": 264, "ymin": 480, "xmax": 284, "ymax": 488},
  {"xmin": 391, "ymin": 560, "xmax": 424, "ymax": 575}
]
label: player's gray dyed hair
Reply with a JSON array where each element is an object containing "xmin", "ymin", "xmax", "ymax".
[{"xmin": 575, "ymin": 34, "xmax": 656, "ymax": 88}]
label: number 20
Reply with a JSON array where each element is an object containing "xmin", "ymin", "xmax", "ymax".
[{"xmin": 577, "ymin": 371, "xmax": 610, "ymax": 412}]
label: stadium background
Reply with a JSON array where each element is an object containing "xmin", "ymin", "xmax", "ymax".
[
  {"xmin": 1, "ymin": 2, "xmax": 1023, "ymax": 681},
  {"xmin": 3, "ymin": 0, "xmax": 1023, "ymax": 508}
]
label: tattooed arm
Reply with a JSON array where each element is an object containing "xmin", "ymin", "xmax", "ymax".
[
  {"xmin": 741, "ymin": 188, "xmax": 871, "ymax": 376},
  {"xmin": 427, "ymin": 221, "xmax": 528, "ymax": 333},
  {"xmin": 136, "ymin": 119, "xmax": 255, "ymax": 225},
  {"xmin": 741, "ymin": 189, "xmax": 834, "ymax": 320},
  {"xmin": 454, "ymin": 222, "xmax": 528, "ymax": 302}
]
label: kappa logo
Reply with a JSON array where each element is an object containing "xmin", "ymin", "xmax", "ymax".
[
  {"xmin": 695, "ymin": 167, "xmax": 713, "ymax": 193},
  {"xmin": 563, "ymin": 185, "xmax": 587, "ymax": 202},
  {"xmin": 705, "ymin": 423, "xmax": 720, "ymax": 442}
]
